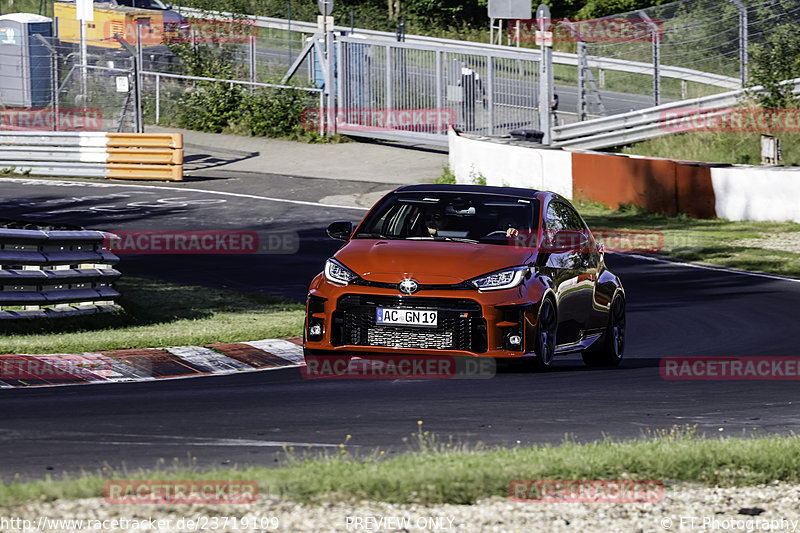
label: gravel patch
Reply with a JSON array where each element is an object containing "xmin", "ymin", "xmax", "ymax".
[
  {"xmin": 3, "ymin": 483, "xmax": 800, "ymax": 532},
  {"xmin": 729, "ymin": 232, "xmax": 800, "ymax": 254}
]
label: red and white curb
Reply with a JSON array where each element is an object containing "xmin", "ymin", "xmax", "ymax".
[{"xmin": 0, "ymin": 338, "xmax": 303, "ymax": 388}]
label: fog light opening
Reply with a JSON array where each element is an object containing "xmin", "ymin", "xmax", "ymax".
[{"xmin": 508, "ymin": 334, "xmax": 522, "ymax": 346}]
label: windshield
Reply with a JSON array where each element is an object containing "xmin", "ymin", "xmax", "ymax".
[{"xmin": 354, "ymin": 192, "xmax": 538, "ymax": 245}]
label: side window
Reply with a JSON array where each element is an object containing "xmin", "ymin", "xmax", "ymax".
[
  {"xmin": 545, "ymin": 202, "xmax": 569, "ymax": 231},
  {"xmin": 561, "ymin": 203, "xmax": 586, "ymax": 232}
]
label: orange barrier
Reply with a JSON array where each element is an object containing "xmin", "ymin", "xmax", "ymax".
[
  {"xmin": 104, "ymin": 133, "xmax": 183, "ymax": 181},
  {"xmin": 571, "ymin": 152, "xmax": 716, "ymax": 218},
  {"xmin": 106, "ymin": 163, "xmax": 184, "ymax": 181}
]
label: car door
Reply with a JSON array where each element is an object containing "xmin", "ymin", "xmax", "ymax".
[
  {"xmin": 559, "ymin": 201, "xmax": 602, "ymax": 338},
  {"xmin": 542, "ymin": 200, "xmax": 584, "ymax": 345}
]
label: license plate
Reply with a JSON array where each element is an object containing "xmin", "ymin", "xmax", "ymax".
[{"xmin": 376, "ymin": 308, "xmax": 438, "ymax": 327}]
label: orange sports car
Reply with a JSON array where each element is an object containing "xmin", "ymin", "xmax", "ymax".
[{"xmin": 303, "ymin": 184, "xmax": 625, "ymax": 370}]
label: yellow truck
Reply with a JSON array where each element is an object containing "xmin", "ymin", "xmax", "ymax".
[{"xmin": 54, "ymin": 1, "xmax": 187, "ymax": 49}]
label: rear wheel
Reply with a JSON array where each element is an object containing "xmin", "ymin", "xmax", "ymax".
[
  {"xmin": 528, "ymin": 298, "xmax": 557, "ymax": 372},
  {"xmin": 582, "ymin": 294, "xmax": 625, "ymax": 367}
]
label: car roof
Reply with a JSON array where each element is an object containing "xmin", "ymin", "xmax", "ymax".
[{"xmin": 393, "ymin": 184, "xmax": 543, "ymax": 199}]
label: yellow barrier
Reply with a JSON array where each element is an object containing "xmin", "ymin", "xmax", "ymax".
[{"xmin": 104, "ymin": 133, "xmax": 183, "ymax": 181}]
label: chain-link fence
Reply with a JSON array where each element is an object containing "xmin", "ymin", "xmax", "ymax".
[
  {"xmin": 0, "ymin": 33, "xmax": 139, "ymax": 132},
  {"xmin": 574, "ymin": 0, "xmax": 800, "ymax": 106}
]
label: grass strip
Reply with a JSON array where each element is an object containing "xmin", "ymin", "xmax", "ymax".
[
  {"xmin": 1, "ymin": 426, "xmax": 798, "ymax": 506},
  {"xmin": 0, "ymin": 277, "xmax": 305, "ymax": 354},
  {"xmin": 576, "ymin": 201, "xmax": 800, "ymax": 278}
]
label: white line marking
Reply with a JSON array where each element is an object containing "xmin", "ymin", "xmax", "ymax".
[
  {"xmin": 3, "ymin": 177, "xmax": 370, "ymax": 211},
  {"xmin": 244, "ymin": 339, "xmax": 305, "ymax": 364},
  {"xmin": 626, "ymin": 253, "xmax": 800, "ymax": 283},
  {"xmin": 166, "ymin": 345, "xmax": 251, "ymax": 372}
]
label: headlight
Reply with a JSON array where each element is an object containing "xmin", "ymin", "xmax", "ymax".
[
  {"xmin": 324, "ymin": 258, "xmax": 358, "ymax": 285},
  {"xmin": 468, "ymin": 267, "xmax": 527, "ymax": 291}
]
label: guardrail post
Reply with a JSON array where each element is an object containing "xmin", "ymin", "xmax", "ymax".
[{"xmin": 730, "ymin": 0, "xmax": 748, "ymax": 87}]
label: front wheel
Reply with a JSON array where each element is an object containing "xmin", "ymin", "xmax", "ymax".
[
  {"xmin": 528, "ymin": 298, "xmax": 557, "ymax": 372},
  {"xmin": 582, "ymin": 294, "xmax": 625, "ymax": 367}
]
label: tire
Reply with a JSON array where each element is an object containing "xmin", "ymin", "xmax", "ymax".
[
  {"xmin": 582, "ymin": 294, "xmax": 625, "ymax": 367},
  {"xmin": 528, "ymin": 298, "xmax": 557, "ymax": 372}
]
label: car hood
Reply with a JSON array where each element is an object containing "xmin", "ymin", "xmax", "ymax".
[{"xmin": 334, "ymin": 238, "xmax": 536, "ymax": 284}]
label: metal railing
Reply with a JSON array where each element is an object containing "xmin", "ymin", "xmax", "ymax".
[
  {"xmin": 0, "ymin": 221, "xmax": 121, "ymax": 319},
  {"xmin": 552, "ymin": 77, "xmax": 800, "ymax": 150},
  {"xmin": 176, "ymin": 5, "xmax": 743, "ymax": 93},
  {"xmin": 332, "ymin": 36, "xmax": 540, "ymax": 145}
]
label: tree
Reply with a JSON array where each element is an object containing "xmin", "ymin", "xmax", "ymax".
[{"xmin": 750, "ymin": 23, "xmax": 800, "ymax": 109}]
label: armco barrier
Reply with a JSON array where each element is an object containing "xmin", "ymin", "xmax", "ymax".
[
  {"xmin": 449, "ymin": 130, "xmax": 800, "ymax": 222},
  {"xmin": 0, "ymin": 221, "xmax": 121, "ymax": 319},
  {"xmin": 0, "ymin": 132, "xmax": 183, "ymax": 181}
]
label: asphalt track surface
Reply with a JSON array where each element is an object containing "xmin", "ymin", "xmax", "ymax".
[{"xmin": 2, "ymin": 175, "xmax": 800, "ymax": 481}]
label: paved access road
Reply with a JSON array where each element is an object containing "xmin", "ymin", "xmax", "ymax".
[{"xmin": 1, "ymin": 175, "xmax": 799, "ymax": 481}]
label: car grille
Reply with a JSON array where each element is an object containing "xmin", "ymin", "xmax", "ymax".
[{"xmin": 332, "ymin": 294, "xmax": 487, "ymax": 353}]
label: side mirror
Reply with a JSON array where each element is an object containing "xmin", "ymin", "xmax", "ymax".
[{"xmin": 327, "ymin": 221, "xmax": 353, "ymax": 241}]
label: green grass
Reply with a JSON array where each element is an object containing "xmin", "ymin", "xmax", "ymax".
[
  {"xmin": 621, "ymin": 131, "xmax": 800, "ymax": 166},
  {"xmin": 575, "ymin": 200, "xmax": 800, "ymax": 277},
  {"xmin": 0, "ymin": 277, "xmax": 305, "ymax": 354},
  {"xmin": 1, "ymin": 425, "xmax": 798, "ymax": 506}
]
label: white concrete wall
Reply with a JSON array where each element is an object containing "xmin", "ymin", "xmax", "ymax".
[
  {"xmin": 711, "ymin": 167, "xmax": 800, "ymax": 223},
  {"xmin": 448, "ymin": 130, "xmax": 573, "ymax": 198}
]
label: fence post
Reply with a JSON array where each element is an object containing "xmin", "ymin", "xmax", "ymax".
[
  {"xmin": 135, "ymin": 25, "xmax": 143, "ymax": 133},
  {"xmin": 327, "ymin": 30, "xmax": 336, "ymax": 135},
  {"xmin": 287, "ymin": 2, "xmax": 292, "ymax": 64},
  {"xmin": 155, "ymin": 73, "xmax": 160, "ymax": 124},
  {"xmin": 729, "ymin": 0, "xmax": 748, "ymax": 87},
  {"xmin": 435, "ymin": 50, "xmax": 442, "ymax": 134},
  {"xmin": 486, "ymin": 55, "xmax": 494, "ymax": 135},
  {"xmin": 577, "ymin": 41, "xmax": 586, "ymax": 121},
  {"xmin": 249, "ymin": 35, "xmax": 256, "ymax": 95},
  {"xmin": 385, "ymin": 45, "xmax": 393, "ymax": 112},
  {"xmin": 638, "ymin": 10, "xmax": 660, "ymax": 107}
]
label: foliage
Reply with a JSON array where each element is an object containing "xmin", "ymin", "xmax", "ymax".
[{"xmin": 749, "ymin": 24, "xmax": 800, "ymax": 109}]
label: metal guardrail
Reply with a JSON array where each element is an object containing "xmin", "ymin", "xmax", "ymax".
[
  {"xmin": 175, "ymin": 6, "xmax": 741, "ymax": 90},
  {"xmin": 0, "ymin": 132, "xmax": 184, "ymax": 180},
  {"xmin": 0, "ymin": 221, "xmax": 121, "ymax": 319},
  {"xmin": 552, "ymin": 78, "xmax": 800, "ymax": 150}
]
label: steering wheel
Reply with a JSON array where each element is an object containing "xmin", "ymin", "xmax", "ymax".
[{"xmin": 483, "ymin": 231, "xmax": 509, "ymax": 238}]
